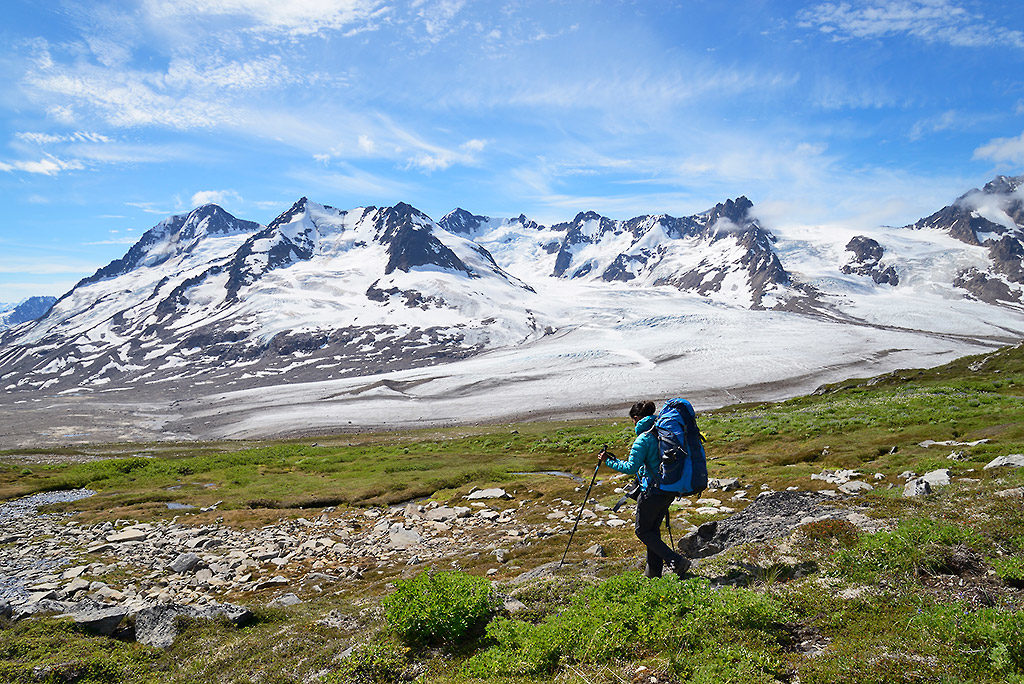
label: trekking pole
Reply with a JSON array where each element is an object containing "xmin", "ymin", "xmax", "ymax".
[
  {"xmin": 559, "ymin": 445, "xmax": 606, "ymax": 569},
  {"xmin": 665, "ymin": 511, "xmax": 673, "ymax": 548}
]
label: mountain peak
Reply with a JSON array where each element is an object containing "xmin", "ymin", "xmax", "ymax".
[{"xmin": 982, "ymin": 175, "xmax": 1024, "ymax": 195}]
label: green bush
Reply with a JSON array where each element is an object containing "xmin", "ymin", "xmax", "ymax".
[
  {"xmin": 835, "ymin": 517, "xmax": 982, "ymax": 580},
  {"xmin": 321, "ymin": 639, "xmax": 409, "ymax": 684},
  {"xmin": 464, "ymin": 573, "xmax": 788, "ymax": 678},
  {"xmin": 913, "ymin": 604, "xmax": 1024, "ymax": 679},
  {"xmin": 382, "ymin": 571, "xmax": 495, "ymax": 648},
  {"xmin": 991, "ymin": 556, "xmax": 1024, "ymax": 587}
]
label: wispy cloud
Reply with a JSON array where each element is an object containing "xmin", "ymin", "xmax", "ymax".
[
  {"xmin": 15, "ymin": 131, "xmax": 112, "ymax": 145},
  {"xmin": 0, "ymin": 156, "xmax": 84, "ymax": 175},
  {"xmin": 798, "ymin": 1, "xmax": 1024, "ymax": 49},
  {"xmin": 140, "ymin": 0, "xmax": 388, "ymax": 38},
  {"xmin": 125, "ymin": 200, "xmax": 176, "ymax": 214},
  {"xmin": 190, "ymin": 189, "xmax": 242, "ymax": 207},
  {"xmin": 973, "ymin": 130, "xmax": 1024, "ymax": 165},
  {"xmin": 83, "ymin": 237, "xmax": 139, "ymax": 245}
]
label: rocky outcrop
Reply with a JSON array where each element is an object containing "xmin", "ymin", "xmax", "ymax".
[
  {"xmin": 841, "ymin": 236, "xmax": 899, "ymax": 285},
  {"xmin": 677, "ymin": 491, "xmax": 847, "ymax": 559}
]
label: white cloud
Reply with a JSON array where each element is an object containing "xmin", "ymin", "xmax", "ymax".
[
  {"xmin": 413, "ymin": 0, "xmax": 467, "ymax": 42},
  {"xmin": 460, "ymin": 138, "xmax": 487, "ymax": 153},
  {"xmin": 141, "ymin": 0, "xmax": 387, "ymax": 37},
  {"xmin": 126, "ymin": 201, "xmax": 174, "ymax": 214},
  {"xmin": 83, "ymin": 237, "xmax": 140, "ymax": 245},
  {"xmin": 0, "ymin": 156, "xmax": 84, "ymax": 176},
  {"xmin": 798, "ymin": 1, "xmax": 1024, "ymax": 49},
  {"xmin": 358, "ymin": 135, "xmax": 376, "ymax": 153},
  {"xmin": 15, "ymin": 131, "xmax": 112, "ymax": 145},
  {"xmin": 190, "ymin": 189, "xmax": 243, "ymax": 207},
  {"xmin": 973, "ymin": 131, "xmax": 1024, "ymax": 164}
]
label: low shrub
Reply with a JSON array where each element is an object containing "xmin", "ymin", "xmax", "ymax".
[
  {"xmin": 913, "ymin": 604, "xmax": 1024, "ymax": 680},
  {"xmin": 991, "ymin": 556, "xmax": 1024, "ymax": 588},
  {"xmin": 835, "ymin": 517, "xmax": 982, "ymax": 580},
  {"xmin": 321, "ymin": 639, "xmax": 409, "ymax": 684},
  {"xmin": 382, "ymin": 571, "xmax": 495, "ymax": 648},
  {"xmin": 464, "ymin": 573, "xmax": 788, "ymax": 678}
]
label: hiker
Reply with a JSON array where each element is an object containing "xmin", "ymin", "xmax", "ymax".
[{"xmin": 603, "ymin": 400, "xmax": 692, "ymax": 578}]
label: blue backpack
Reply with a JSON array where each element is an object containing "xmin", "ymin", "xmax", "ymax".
[{"xmin": 652, "ymin": 398, "xmax": 708, "ymax": 496}]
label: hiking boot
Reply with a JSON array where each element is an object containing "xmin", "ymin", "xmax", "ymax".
[{"xmin": 669, "ymin": 557, "xmax": 691, "ymax": 578}]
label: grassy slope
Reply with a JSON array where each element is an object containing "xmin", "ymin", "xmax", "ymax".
[{"xmin": 1, "ymin": 342, "xmax": 1023, "ymax": 683}]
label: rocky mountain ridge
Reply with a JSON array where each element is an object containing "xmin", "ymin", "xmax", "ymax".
[{"xmin": 1, "ymin": 176, "xmax": 1024, "ymax": 401}]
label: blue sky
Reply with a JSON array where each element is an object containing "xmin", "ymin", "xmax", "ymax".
[{"xmin": 1, "ymin": 0, "xmax": 1023, "ymax": 303}]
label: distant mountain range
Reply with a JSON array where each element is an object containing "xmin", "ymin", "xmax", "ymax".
[
  {"xmin": 2, "ymin": 175, "xmax": 1024, "ymax": 397},
  {"xmin": 0, "ymin": 296, "xmax": 57, "ymax": 330}
]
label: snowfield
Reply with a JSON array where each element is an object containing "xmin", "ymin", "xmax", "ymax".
[{"xmin": 2, "ymin": 178, "xmax": 1024, "ymax": 445}]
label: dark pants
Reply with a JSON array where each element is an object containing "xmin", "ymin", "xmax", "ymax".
[{"xmin": 635, "ymin": 488, "xmax": 687, "ymax": 577}]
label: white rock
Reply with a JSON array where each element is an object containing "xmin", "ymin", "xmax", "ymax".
[
  {"xmin": 904, "ymin": 478, "xmax": 932, "ymax": 497},
  {"xmin": 921, "ymin": 469, "xmax": 951, "ymax": 487},
  {"xmin": 606, "ymin": 519, "xmax": 629, "ymax": 528},
  {"xmin": 466, "ymin": 488, "xmax": 509, "ymax": 500},
  {"xmin": 984, "ymin": 454, "xmax": 1024, "ymax": 470},
  {"xmin": 106, "ymin": 528, "xmax": 148, "ymax": 543},
  {"xmin": 839, "ymin": 480, "xmax": 873, "ymax": 494},
  {"xmin": 388, "ymin": 524, "xmax": 422, "ymax": 550}
]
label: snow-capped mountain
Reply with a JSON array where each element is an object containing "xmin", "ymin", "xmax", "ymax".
[
  {"xmin": 4, "ymin": 178, "xmax": 1024, "ymax": 415},
  {"xmin": 906, "ymin": 175, "xmax": 1024, "ymax": 305},
  {"xmin": 0, "ymin": 199, "xmax": 542, "ymax": 393},
  {"xmin": 439, "ymin": 197, "xmax": 797, "ymax": 309},
  {"xmin": 0, "ymin": 296, "xmax": 57, "ymax": 330}
]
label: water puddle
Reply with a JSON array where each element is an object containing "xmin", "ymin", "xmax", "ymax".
[{"xmin": 0, "ymin": 488, "xmax": 96, "ymax": 519}]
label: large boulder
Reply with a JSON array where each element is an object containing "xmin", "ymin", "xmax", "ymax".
[
  {"xmin": 69, "ymin": 604, "xmax": 130, "ymax": 636},
  {"xmin": 388, "ymin": 524, "xmax": 422, "ymax": 549},
  {"xmin": 921, "ymin": 469, "xmax": 951, "ymax": 487},
  {"xmin": 677, "ymin": 491, "xmax": 843, "ymax": 559},
  {"xmin": 984, "ymin": 454, "xmax": 1024, "ymax": 470},
  {"xmin": 169, "ymin": 552, "xmax": 201, "ymax": 574},
  {"xmin": 904, "ymin": 478, "xmax": 932, "ymax": 497},
  {"xmin": 136, "ymin": 602, "xmax": 253, "ymax": 648}
]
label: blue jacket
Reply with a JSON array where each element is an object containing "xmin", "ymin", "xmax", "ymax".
[{"xmin": 605, "ymin": 415, "xmax": 658, "ymax": 490}]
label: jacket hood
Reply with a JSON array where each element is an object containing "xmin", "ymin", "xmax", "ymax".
[{"xmin": 634, "ymin": 415, "xmax": 656, "ymax": 435}]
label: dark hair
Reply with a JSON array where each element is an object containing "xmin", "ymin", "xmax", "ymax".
[{"xmin": 629, "ymin": 400, "xmax": 656, "ymax": 421}]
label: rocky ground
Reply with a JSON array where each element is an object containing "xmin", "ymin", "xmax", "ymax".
[{"xmin": 2, "ymin": 448, "xmax": 1022, "ymax": 654}]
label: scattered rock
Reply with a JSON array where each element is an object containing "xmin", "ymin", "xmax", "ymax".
[
  {"xmin": 707, "ymin": 477, "xmax": 740, "ymax": 491},
  {"xmin": 996, "ymin": 487, "xmax": 1024, "ymax": 498},
  {"xmin": 810, "ymin": 469, "xmax": 861, "ymax": 485},
  {"xmin": 510, "ymin": 561, "xmax": 562, "ymax": 585},
  {"xmin": 921, "ymin": 469, "xmax": 951, "ymax": 487},
  {"xmin": 838, "ymin": 481, "xmax": 873, "ymax": 494},
  {"xmin": 169, "ymin": 552, "xmax": 201, "ymax": 574},
  {"xmin": 584, "ymin": 544, "xmax": 606, "ymax": 557},
  {"xmin": 904, "ymin": 478, "xmax": 932, "ymax": 497},
  {"xmin": 69, "ymin": 605, "xmax": 130, "ymax": 636},
  {"xmin": 106, "ymin": 528, "xmax": 148, "ymax": 543},
  {"xmin": 502, "ymin": 597, "xmax": 528, "ymax": 614},
  {"xmin": 465, "ymin": 488, "xmax": 509, "ymax": 500},
  {"xmin": 920, "ymin": 439, "xmax": 990, "ymax": 448},
  {"xmin": 388, "ymin": 524, "xmax": 422, "ymax": 550},
  {"xmin": 424, "ymin": 507, "xmax": 457, "ymax": 522},
  {"xmin": 984, "ymin": 454, "xmax": 1024, "ymax": 470},
  {"xmin": 254, "ymin": 576, "xmax": 289, "ymax": 590},
  {"xmin": 269, "ymin": 593, "xmax": 302, "ymax": 608}
]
